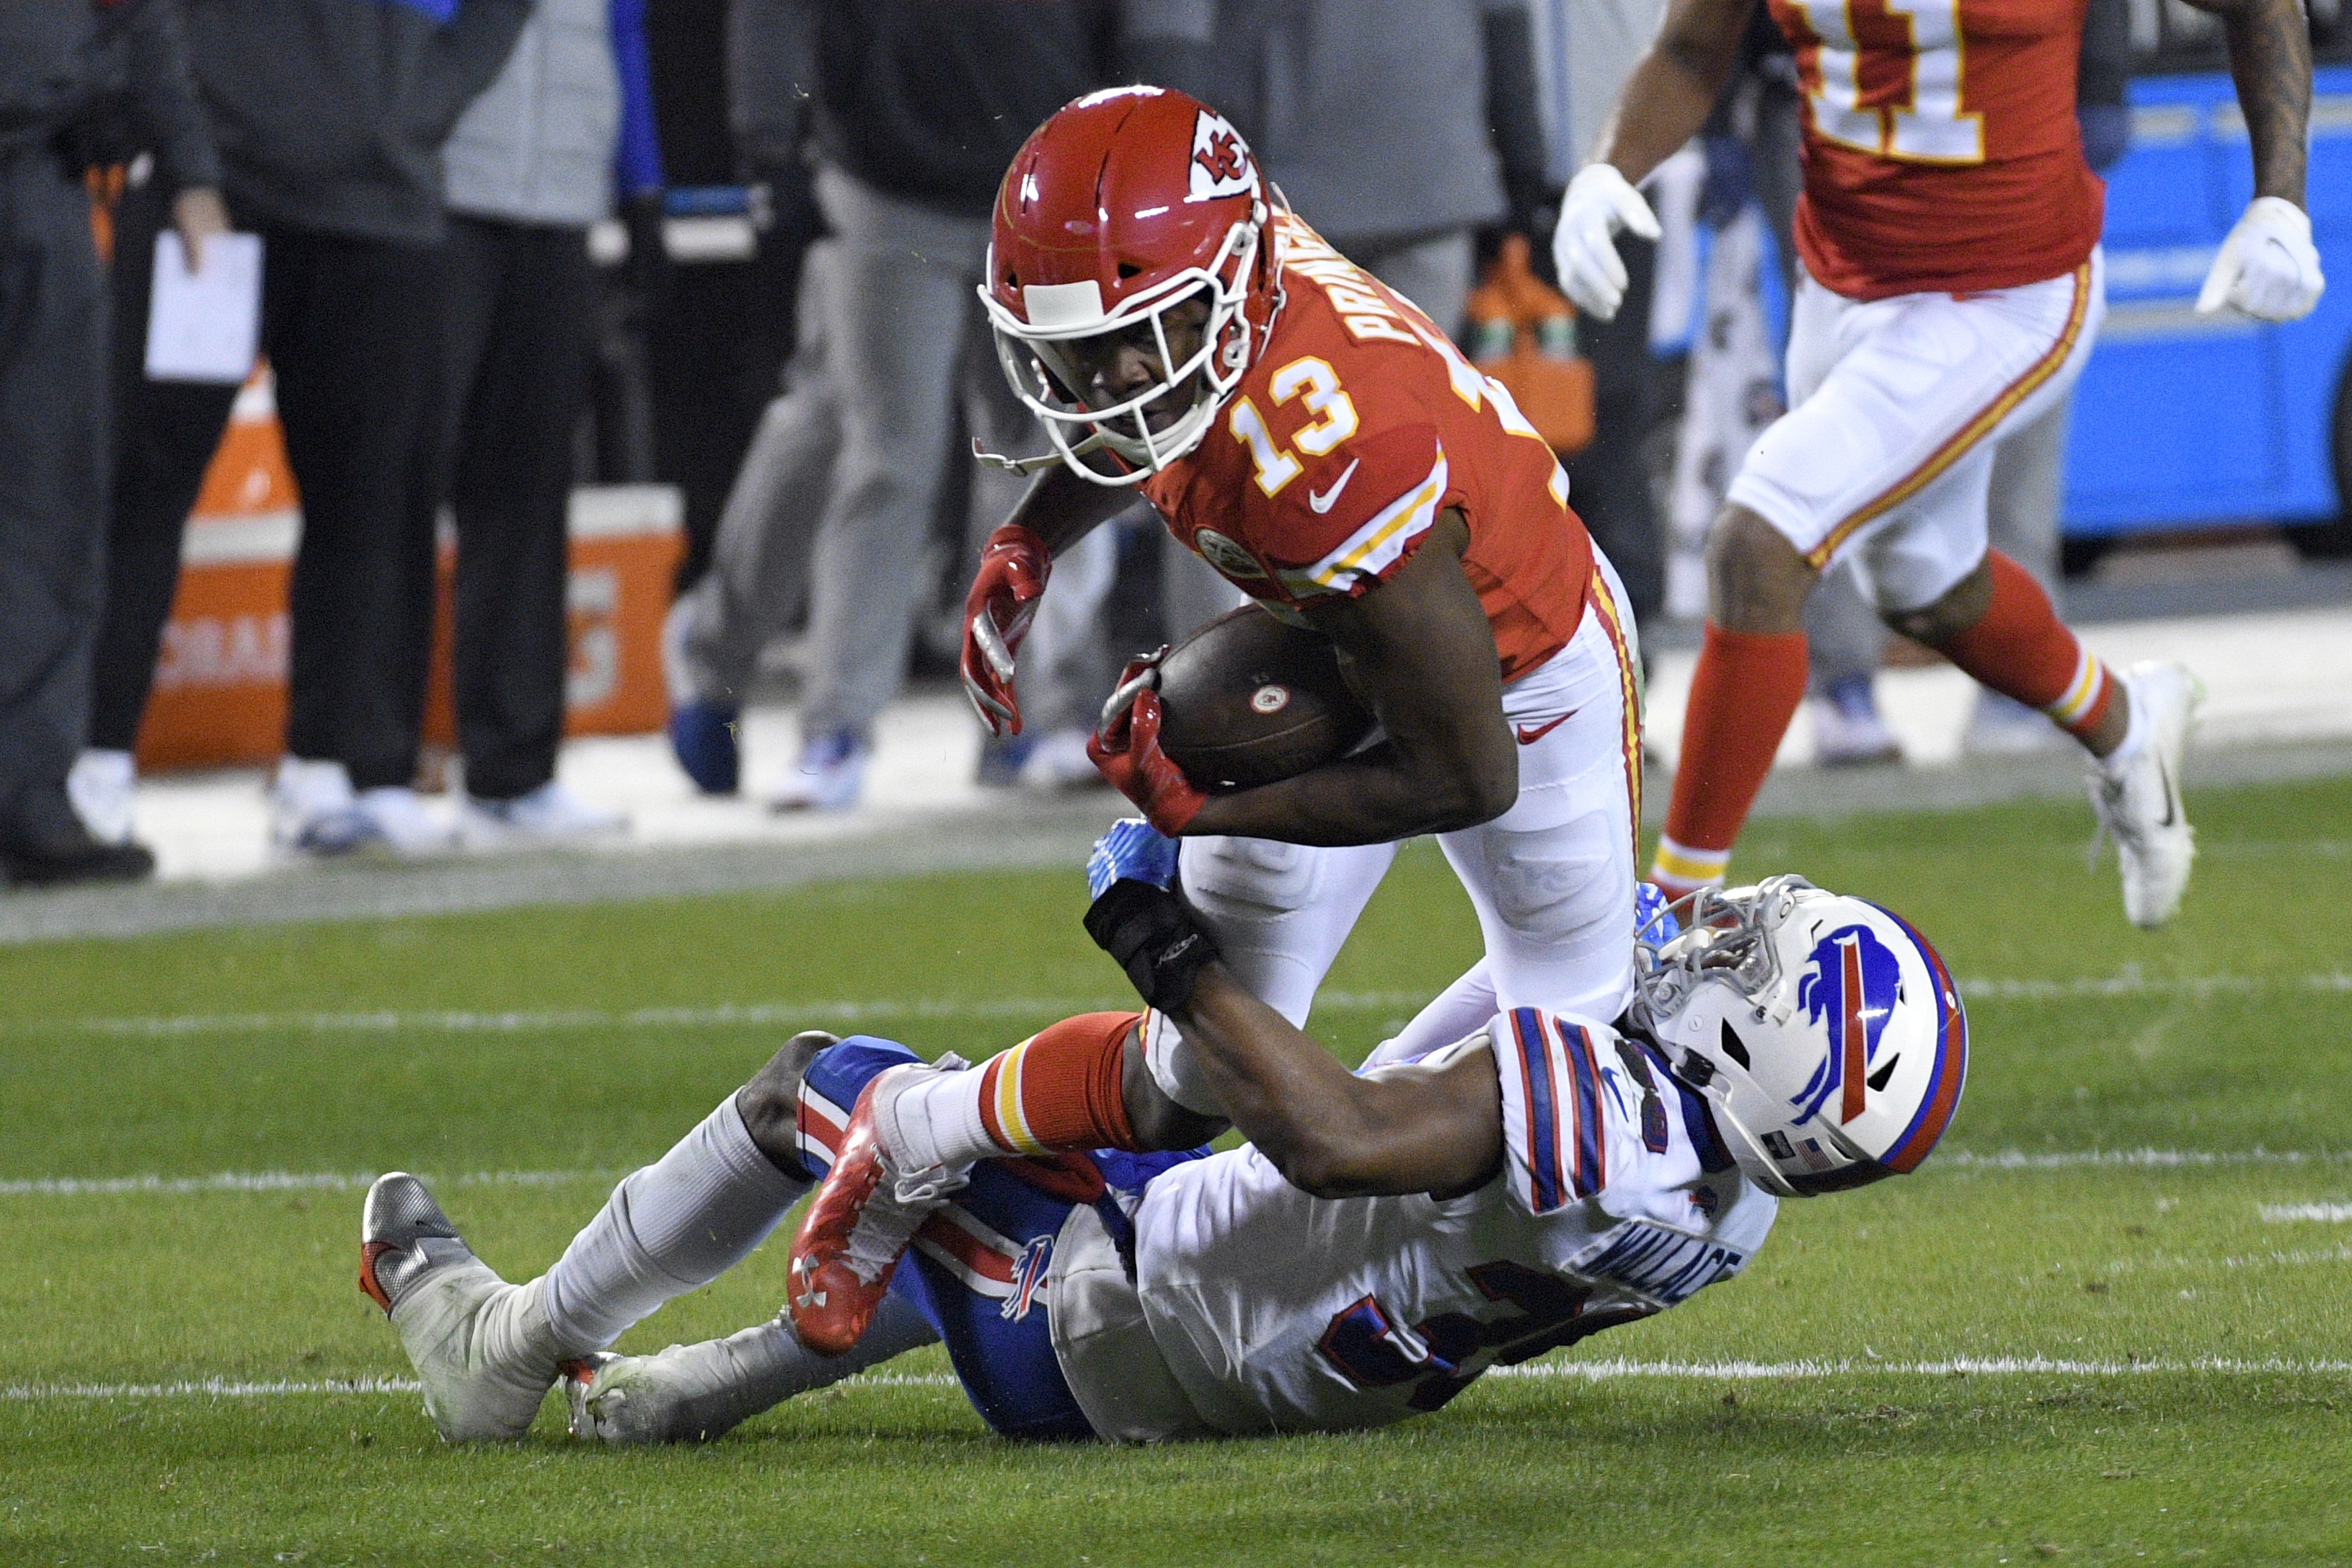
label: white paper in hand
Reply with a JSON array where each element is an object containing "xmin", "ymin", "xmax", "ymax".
[{"xmin": 144, "ymin": 231, "xmax": 263, "ymax": 384}]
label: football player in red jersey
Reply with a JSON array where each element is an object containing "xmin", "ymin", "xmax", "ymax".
[
  {"xmin": 955, "ymin": 87, "xmax": 1648, "ymax": 1115},
  {"xmin": 1553, "ymin": 0, "xmax": 2318, "ymax": 931}
]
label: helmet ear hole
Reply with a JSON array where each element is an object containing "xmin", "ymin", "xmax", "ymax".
[
  {"xmin": 1718, "ymin": 1019, "xmax": 1751, "ymax": 1071},
  {"xmin": 1118, "ymin": 262, "xmax": 1143, "ymax": 279}
]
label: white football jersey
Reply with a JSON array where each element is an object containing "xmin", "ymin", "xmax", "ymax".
[{"xmin": 1126, "ymin": 1009, "xmax": 1779, "ymax": 1435}]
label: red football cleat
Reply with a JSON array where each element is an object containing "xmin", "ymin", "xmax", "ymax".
[{"xmin": 785, "ymin": 1068, "xmax": 965, "ymax": 1357}]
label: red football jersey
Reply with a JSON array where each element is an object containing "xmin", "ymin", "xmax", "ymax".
[
  {"xmin": 1142, "ymin": 214, "xmax": 1592, "ymax": 684},
  {"xmin": 1767, "ymin": 0, "xmax": 2105, "ymax": 299}
]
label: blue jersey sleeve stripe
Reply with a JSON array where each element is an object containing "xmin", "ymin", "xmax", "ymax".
[
  {"xmin": 1557, "ymin": 1019, "xmax": 1607, "ymax": 1200},
  {"xmin": 1510, "ymin": 1008, "xmax": 1565, "ymax": 1213}
]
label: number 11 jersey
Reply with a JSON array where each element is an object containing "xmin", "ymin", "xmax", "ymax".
[
  {"xmin": 1122, "ymin": 1014, "xmax": 1780, "ymax": 1435},
  {"xmin": 1769, "ymin": 0, "xmax": 2105, "ymax": 299}
]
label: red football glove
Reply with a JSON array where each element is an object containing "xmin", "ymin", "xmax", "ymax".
[
  {"xmin": 960, "ymin": 523, "xmax": 1051, "ymax": 736},
  {"xmin": 1089, "ymin": 668, "xmax": 1206, "ymax": 836}
]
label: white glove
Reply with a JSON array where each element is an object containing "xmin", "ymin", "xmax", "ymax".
[
  {"xmin": 2197, "ymin": 196, "xmax": 2325, "ymax": 322},
  {"xmin": 1552, "ymin": 164, "xmax": 1663, "ymax": 322}
]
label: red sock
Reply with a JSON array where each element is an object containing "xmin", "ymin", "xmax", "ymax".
[
  {"xmin": 973, "ymin": 1011, "xmax": 1141, "ymax": 1154},
  {"xmin": 1938, "ymin": 552, "xmax": 2116, "ymax": 743},
  {"xmin": 1653, "ymin": 624, "xmax": 1809, "ymax": 893}
]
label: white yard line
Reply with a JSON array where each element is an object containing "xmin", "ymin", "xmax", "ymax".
[
  {"xmin": 2260, "ymin": 1202, "xmax": 2352, "ymax": 1222},
  {"xmin": 0, "ymin": 1169, "xmax": 614, "ymax": 1197},
  {"xmin": 1942, "ymin": 1148, "xmax": 2352, "ymax": 1169},
  {"xmin": 12, "ymin": 991, "xmax": 1429, "ymax": 1040},
  {"xmin": 1491, "ymin": 1355, "xmax": 2352, "ymax": 1381},
  {"xmin": 9, "ymin": 1357, "xmax": 2348, "ymax": 1405},
  {"xmin": 12, "ymin": 973, "xmax": 2346, "ymax": 1041}
]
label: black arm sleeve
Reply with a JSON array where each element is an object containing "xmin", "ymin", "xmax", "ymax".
[
  {"xmin": 124, "ymin": 0, "xmax": 221, "ymax": 191},
  {"xmin": 729, "ymin": 0, "xmax": 818, "ymax": 174},
  {"xmin": 2078, "ymin": 0, "xmax": 2133, "ymax": 111},
  {"xmin": 1483, "ymin": 1, "xmax": 1555, "ymax": 229}
]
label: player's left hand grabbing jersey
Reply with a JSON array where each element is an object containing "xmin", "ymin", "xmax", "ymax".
[{"xmin": 1143, "ymin": 214, "xmax": 1594, "ymax": 684}]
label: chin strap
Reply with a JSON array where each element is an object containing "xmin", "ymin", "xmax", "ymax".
[{"xmin": 972, "ymin": 432, "xmax": 1117, "ymax": 477}]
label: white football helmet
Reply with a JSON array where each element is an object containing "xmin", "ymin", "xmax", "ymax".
[{"xmin": 1635, "ymin": 876, "xmax": 1968, "ymax": 1197}]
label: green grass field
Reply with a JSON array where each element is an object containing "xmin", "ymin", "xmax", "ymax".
[{"xmin": 4, "ymin": 778, "xmax": 2351, "ymax": 1565}]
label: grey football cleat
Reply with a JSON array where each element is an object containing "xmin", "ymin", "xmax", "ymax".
[
  {"xmin": 360, "ymin": 1172, "xmax": 564, "ymax": 1441},
  {"xmin": 2087, "ymin": 661, "xmax": 2201, "ymax": 929},
  {"xmin": 565, "ymin": 1321, "xmax": 798, "ymax": 1447}
]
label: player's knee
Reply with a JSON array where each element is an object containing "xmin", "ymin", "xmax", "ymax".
[
  {"xmin": 1881, "ymin": 556, "xmax": 1993, "ymax": 646},
  {"xmin": 1705, "ymin": 506, "xmax": 1814, "ymax": 632},
  {"xmin": 734, "ymin": 1030, "xmax": 841, "ymax": 1169}
]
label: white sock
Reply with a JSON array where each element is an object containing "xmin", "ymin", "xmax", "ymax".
[
  {"xmin": 879, "ymin": 1063, "xmax": 996, "ymax": 1172},
  {"xmin": 2097, "ymin": 673, "xmax": 2149, "ymax": 777},
  {"xmin": 541, "ymin": 1096, "xmax": 809, "ymax": 1352}
]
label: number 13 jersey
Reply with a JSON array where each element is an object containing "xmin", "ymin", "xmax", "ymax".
[
  {"xmin": 1140, "ymin": 212, "xmax": 1593, "ymax": 685},
  {"xmin": 1123, "ymin": 1013, "xmax": 1780, "ymax": 1435},
  {"xmin": 1768, "ymin": 0, "xmax": 2105, "ymax": 299}
]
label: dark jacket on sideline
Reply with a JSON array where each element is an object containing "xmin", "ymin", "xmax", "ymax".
[
  {"xmin": 731, "ymin": 0, "xmax": 1120, "ymax": 218},
  {"xmin": 0, "ymin": 0, "xmax": 220, "ymax": 187},
  {"xmin": 182, "ymin": 0, "xmax": 532, "ymax": 244}
]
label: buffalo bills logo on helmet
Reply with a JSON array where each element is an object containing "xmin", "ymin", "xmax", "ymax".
[
  {"xmin": 1791, "ymin": 923, "xmax": 1904, "ymax": 1125},
  {"xmin": 1188, "ymin": 110, "xmax": 1255, "ymax": 202}
]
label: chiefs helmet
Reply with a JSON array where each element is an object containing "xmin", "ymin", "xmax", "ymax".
[
  {"xmin": 978, "ymin": 87, "xmax": 1283, "ymax": 486},
  {"xmin": 1635, "ymin": 877, "xmax": 1968, "ymax": 1197}
]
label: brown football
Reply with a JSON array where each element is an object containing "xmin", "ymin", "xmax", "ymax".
[{"xmin": 1151, "ymin": 605, "xmax": 1375, "ymax": 792}]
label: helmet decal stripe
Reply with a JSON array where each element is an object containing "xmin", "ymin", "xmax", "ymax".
[
  {"xmin": 1509, "ymin": 1009, "xmax": 1567, "ymax": 1213},
  {"xmin": 1839, "ymin": 939, "xmax": 1867, "ymax": 1124},
  {"xmin": 1878, "ymin": 909, "xmax": 1970, "ymax": 1173},
  {"xmin": 1552, "ymin": 1016, "xmax": 1608, "ymax": 1200}
]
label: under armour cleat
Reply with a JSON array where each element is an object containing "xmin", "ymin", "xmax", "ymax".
[
  {"xmin": 784, "ymin": 1067, "xmax": 965, "ymax": 1357},
  {"xmin": 359, "ymin": 1172, "xmax": 564, "ymax": 1441},
  {"xmin": 2087, "ymin": 660, "xmax": 2201, "ymax": 929}
]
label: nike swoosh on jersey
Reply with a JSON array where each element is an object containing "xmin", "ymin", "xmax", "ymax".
[
  {"xmin": 1307, "ymin": 459, "xmax": 1361, "ymax": 514},
  {"xmin": 1515, "ymin": 712, "xmax": 1575, "ymax": 745}
]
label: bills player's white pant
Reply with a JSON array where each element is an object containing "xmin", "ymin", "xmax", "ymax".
[
  {"xmin": 1725, "ymin": 249, "xmax": 2105, "ymax": 612},
  {"xmin": 1149, "ymin": 557, "xmax": 1643, "ymax": 1111}
]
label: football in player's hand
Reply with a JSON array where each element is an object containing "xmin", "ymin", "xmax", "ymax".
[{"xmin": 1151, "ymin": 606, "xmax": 1374, "ymax": 791}]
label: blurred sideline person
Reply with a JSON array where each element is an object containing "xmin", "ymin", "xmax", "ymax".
[
  {"xmin": 1, "ymin": 0, "xmax": 222, "ymax": 887},
  {"xmin": 1799, "ymin": 0, "xmax": 2135, "ymax": 767},
  {"xmin": 1555, "ymin": 0, "xmax": 2319, "ymax": 928},
  {"xmin": 358, "ymin": 862, "xmax": 1967, "ymax": 1445},
  {"xmin": 433, "ymin": 0, "xmax": 664, "ymax": 846},
  {"xmin": 74, "ymin": 0, "xmax": 532, "ymax": 861},
  {"xmin": 711, "ymin": 0, "xmax": 1146, "ymax": 813}
]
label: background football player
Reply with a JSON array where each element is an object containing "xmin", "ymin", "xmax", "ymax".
[
  {"xmin": 1550, "ymin": 0, "xmax": 2320, "ymax": 929},
  {"xmin": 957, "ymin": 87, "xmax": 1645, "ymax": 1130},
  {"xmin": 358, "ymin": 846, "xmax": 1966, "ymax": 1445}
]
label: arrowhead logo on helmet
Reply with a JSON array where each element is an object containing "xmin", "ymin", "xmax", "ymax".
[{"xmin": 1188, "ymin": 110, "xmax": 1255, "ymax": 200}]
